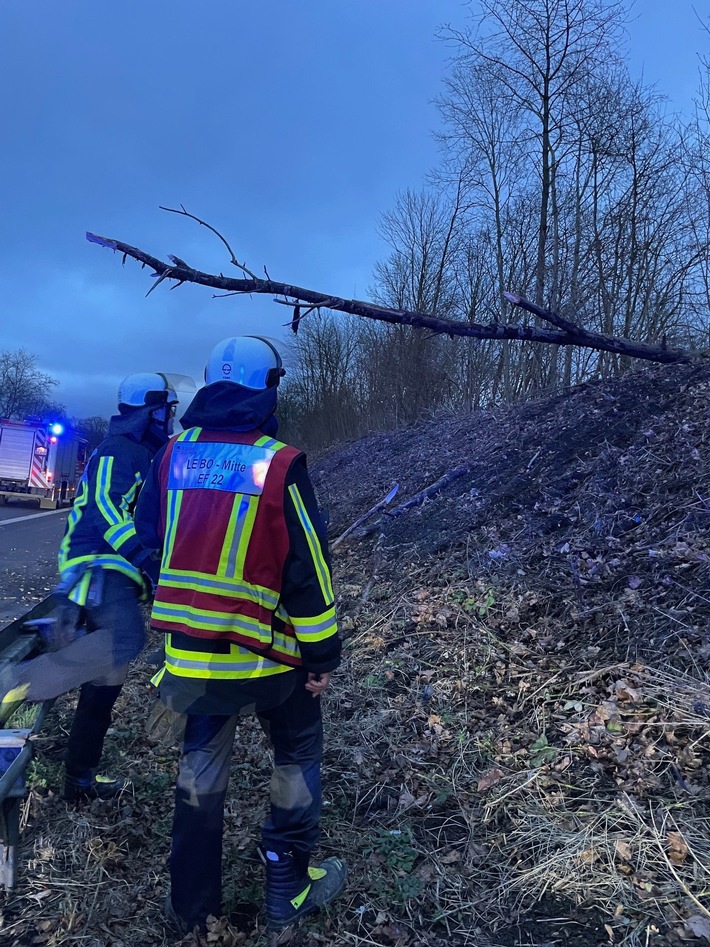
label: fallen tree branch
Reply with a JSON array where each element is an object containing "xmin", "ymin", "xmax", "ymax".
[
  {"xmin": 332, "ymin": 484, "xmax": 399, "ymax": 549},
  {"xmin": 85, "ymin": 232, "xmax": 691, "ymax": 365},
  {"xmin": 354, "ymin": 465, "xmax": 473, "ymax": 541}
]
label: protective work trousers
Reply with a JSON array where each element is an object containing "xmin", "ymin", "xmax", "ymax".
[
  {"xmin": 12, "ymin": 571, "xmax": 146, "ymax": 775},
  {"xmin": 170, "ymin": 670, "xmax": 323, "ymax": 930}
]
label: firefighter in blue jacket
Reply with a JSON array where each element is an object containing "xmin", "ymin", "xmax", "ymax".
[
  {"xmin": 2, "ymin": 373, "xmax": 178, "ymax": 801},
  {"xmin": 134, "ymin": 336, "xmax": 346, "ymax": 935}
]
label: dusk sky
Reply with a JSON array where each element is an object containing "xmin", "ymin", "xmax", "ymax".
[{"xmin": 1, "ymin": 1, "xmax": 706, "ymax": 420}]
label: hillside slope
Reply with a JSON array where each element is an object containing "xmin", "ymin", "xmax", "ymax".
[
  {"xmin": 316, "ymin": 358, "xmax": 710, "ymax": 664},
  {"xmin": 3, "ymin": 359, "xmax": 710, "ymax": 947},
  {"xmin": 309, "ymin": 358, "xmax": 710, "ymax": 947}
]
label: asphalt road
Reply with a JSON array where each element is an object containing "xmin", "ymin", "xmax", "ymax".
[{"xmin": 0, "ymin": 505, "xmax": 68, "ymax": 624}]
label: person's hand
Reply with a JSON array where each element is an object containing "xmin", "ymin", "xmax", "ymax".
[
  {"xmin": 32, "ymin": 595, "xmax": 81, "ymax": 650},
  {"xmin": 305, "ymin": 672, "xmax": 330, "ymax": 698},
  {"xmin": 140, "ymin": 555, "xmax": 160, "ymax": 596}
]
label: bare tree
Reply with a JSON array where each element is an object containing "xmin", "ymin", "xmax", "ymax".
[
  {"xmin": 680, "ymin": 22, "xmax": 710, "ymax": 346},
  {"xmin": 438, "ymin": 0, "xmax": 629, "ymax": 389},
  {"xmin": 279, "ymin": 315, "xmax": 364, "ymax": 449},
  {"xmin": 0, "ymin": 349, "xmax": 60, "ymax": 420},
  {"xmin": 74, "ymin": 415, "xmax": 109, "ymax": 450},
  {"xmin": 369, "ymin": 187, "xmax": 464, "ymax": 423},
  {"xmin": 444, "ymin": 0, "xmax": 626, "ymax": 305}
]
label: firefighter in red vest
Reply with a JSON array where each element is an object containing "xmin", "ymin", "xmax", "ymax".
[{"xmin": 134, "ymin": 336, "xmax": 346, "ymax": 935}]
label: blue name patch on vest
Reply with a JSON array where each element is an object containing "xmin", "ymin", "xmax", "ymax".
[{"xmin": 169, "ymin": 442, "xmax": 275, "ymax": 495}]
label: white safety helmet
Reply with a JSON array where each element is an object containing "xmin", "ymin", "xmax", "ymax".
[
  {"xmin": 204, "ymin": 336, "xmax": 285, "ymax": 390},
  {"xmin": 117, "ymin": 372, "xmax": 178, "ymax": 410}
]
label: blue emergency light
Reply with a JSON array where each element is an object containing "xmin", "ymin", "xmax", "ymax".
[{"xmin": 49, "ymin": 423, "xmax": 64, "ymax": 436}]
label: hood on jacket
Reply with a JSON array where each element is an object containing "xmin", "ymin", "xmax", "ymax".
[
  {"xmin": 108, "ymin": 405, "xmax": 155, "ymax": 439},
  {"xmin": 108, "ymin": 405, "xmax": 171, "ymax": 453},
  {"xmin": 180, "ymin": 382, "xmax": 278, "ymax": 434}
]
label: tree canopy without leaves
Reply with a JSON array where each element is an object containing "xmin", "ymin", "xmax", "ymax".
[
  {"xmin": 0, "ymin": 349, "xmax": 60, "ymax": 420},
  {"xmin": 84, "ymin": 0, "xmax": 710, "ymax": 448},
  {"xmin": 74, "ymin": 415, "xmax": 109, "ymax": 450}
]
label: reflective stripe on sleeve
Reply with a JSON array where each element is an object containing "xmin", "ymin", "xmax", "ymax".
[
  {"xmin": 95, "ymin": 456, "xmax": 122, "ymax": 526},
  {"xmin": 289, "ymin": 605, "xmax": 338, "ymax": 642},
  {"xmin": 105, "ymin": 520, "xmax": 139, "ymax": 551},
  {"xmin": 58, "ymin": 478, "xmax": 90, "ymax": 570},
  {"xmin": 287, "ymin": 484, "xmax": 334, "ymax": 603}
]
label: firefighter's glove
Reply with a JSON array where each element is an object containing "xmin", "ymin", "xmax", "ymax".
[
  {"xmin": 137, "ymin": 552, "xmax": 160, "ymax": 598},
  {"xmin": 146, "ymin": 698, "xmax": 186, "ymax": 747},
  {"xmin": 28, "ymin": 596, "xmax": 82, "ymax": 651},
  {"xmin": 52, "ymin": 595, "xmax": 83, "ymax": 650}
]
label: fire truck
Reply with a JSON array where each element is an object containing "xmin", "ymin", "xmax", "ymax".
[{"xmin": 0, "ymin": 419, "xmax": 89, "ymax": 509}]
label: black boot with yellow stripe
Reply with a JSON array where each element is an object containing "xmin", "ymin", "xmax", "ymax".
[
  {"xmin": 63, "ymin": 768, "xmax": 131, "ymax": 802},
  {"xmin": 260, "ymin": 846, "xmax": 347, "ymax": 931}
]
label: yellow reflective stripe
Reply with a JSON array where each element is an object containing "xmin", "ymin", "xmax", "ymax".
[
  {"xmin": 120, "ymin": 473, "xmax": 142, "ymax": 514},
  {"xmin": 290, "ymin": 605, "xmax": 338, "ymax": 642},
  {"xmin": 95, "ymin": 456, "xmax": 122, "ymax": 526},
  {"xmin": 218, "ymin": 494, "xmax": 259, "ymax": 579},
  {"xmin": 163, "ymin": 485, "xmax": 183, "ymax": 566},
  {"xmin": 288, "ymin": 484, "xmax": 334, "ymax": 603},
  {"xmin": 61, "ymin": 554, "xmax": 142, "ymax": 579},
  {"xmin": 68, "ymin": 570, "xmax": 92, "ymax": 606},
  {"xmin": 165, "ymin": 659, "xmax": 290, "ymax": 680},
  {"xmin": 163, "ymin": 428, "xmax": 200, "ymax": 567},
  {"xmin": 165, "ymin": 638, "xmax": 292, "ymax": 679},
  {"xmin": 157, "ymin": 570, "xmax": 279, "ymax": 607},
  {"xmin": 60, "ymin": 558, "xmax": 143, "ymax": 604},
  {"xmin": 59, "ymin": 477, "xmax": 90, "ymax": 569},
  {"xmin": 164, "ymin": 625, "xmax": 300, "ymax": 662},
  {"xmin": 229, "ymin": 495, "xmax": 258, "ymax": 578},
  {"xmin": 253, "ymin": 435, "xmax": 286, "ymax": 451},
  {"xmin": 218, "ymin": 495, "xmax": 243, "ymax": 576},
  {"xmin": 166, "ymin": 641, "xmax": 299, "ymax": 667},
  {"xmin": 101, "ymin": 468, "xmax": 142, "ymax": 552},
  {"xmin": 151, "ymin": 602, "xmax": 272, "ymax": 642},
  {"xmin": 105, "ymin": 520, "xmax": 138, "ymax": 550},
  {"xmin": 60, "ymin": 463, "xmax": 141, "ymax": 571}
]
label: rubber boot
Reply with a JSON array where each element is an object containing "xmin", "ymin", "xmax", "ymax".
[
  {"xmin": 261, "ymin": 846, "xmax": 347, "ymax": 930},
  {"xmin": 63, "ymin": 768, "xmax": 131, "ymax": 802}
]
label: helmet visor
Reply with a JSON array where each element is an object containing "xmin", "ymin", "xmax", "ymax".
[{"xmin": 161, "ymin": 373, "xmax": 197, "ymax": 433}]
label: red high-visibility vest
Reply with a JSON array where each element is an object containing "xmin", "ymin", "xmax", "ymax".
[{"xmin": 150, "ymin": 427, "xmax": 304, "ymax": 667}]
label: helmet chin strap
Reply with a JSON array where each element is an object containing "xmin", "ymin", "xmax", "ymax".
[{"xmin": 150, "ymin": 404, "xmax": 176, "ymax": 436}]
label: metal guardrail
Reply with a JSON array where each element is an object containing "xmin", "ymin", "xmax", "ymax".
[
  {"xmin": 0, "ymin": 596, "xmax": 55, "ymax": 662},
  {"xmin": 0, "ymin": 597, "xmax": 56, "ymax": 889}
]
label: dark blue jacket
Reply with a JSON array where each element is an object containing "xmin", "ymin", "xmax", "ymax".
[{"xmin": 57, "ymin": 408, "xmax": 165, "ymax": 604}]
